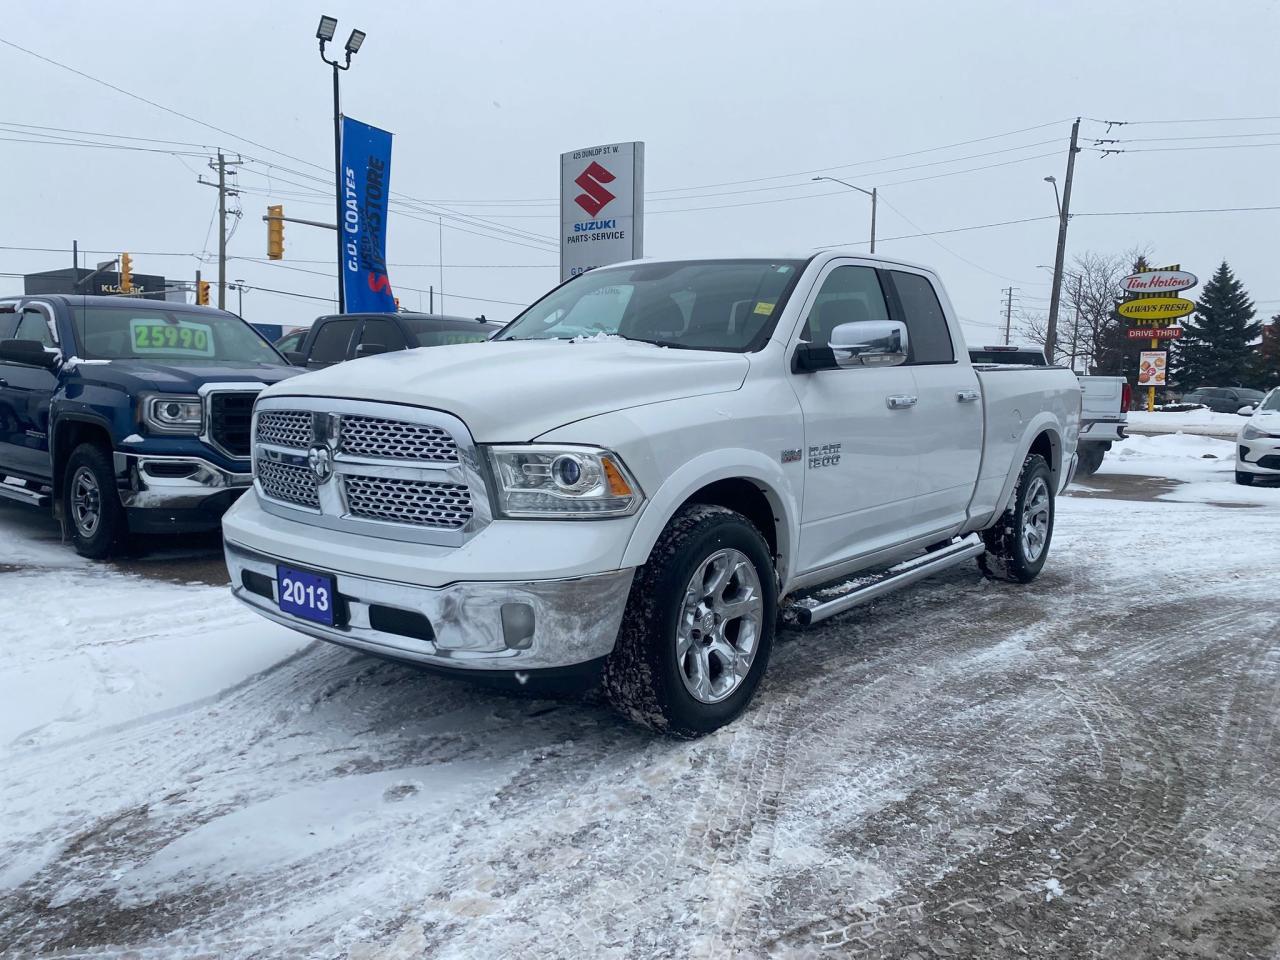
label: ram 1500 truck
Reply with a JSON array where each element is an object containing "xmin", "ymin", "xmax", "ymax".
[
  {"xmin": 0, "ymin": 295, "xmax": 295, "ymax": 557},
  {"xmin": 223, "ymin": 254, "xmax": 1081, "ymax": 736}
]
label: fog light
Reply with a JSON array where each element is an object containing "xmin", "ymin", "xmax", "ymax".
[{"xmin": 501, "ymin": 602, "xmax": 535, "ymax": 650}]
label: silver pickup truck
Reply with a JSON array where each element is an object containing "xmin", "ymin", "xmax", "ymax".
[{"xmin": 227, "ymin": 254, "xmax": 1082, "ymax": 736}]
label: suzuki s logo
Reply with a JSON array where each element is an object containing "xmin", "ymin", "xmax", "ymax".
[
  {"xmin": 307, "ymin": 444, "xmax": 334, "ymax": 483},
  {"xmin": 573, "ymin": 161, "xmax": 617, "ymax": 217}
]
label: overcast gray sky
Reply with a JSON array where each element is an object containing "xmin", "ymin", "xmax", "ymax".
[{"xmin": 4, "ymin": 0, "xmax": 1279, "ymax": 342}]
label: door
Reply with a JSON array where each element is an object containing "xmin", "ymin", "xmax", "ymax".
[
  {"xmin": 884, "ymin": 269, "xmax": 983, "ymax": 535},
  {"xmin": 355, "ymin": 318, "xmax": 408, "ymax": 358},
  {"xmin": 304, "ymin": 318, "xmax": 360, "ymax": 368},
  {"xmin": 788, "ymin": 262, "xmax": 924, "ymax": 575},
  {"xmin": 0, "ymin": 306, "xmax": 58, "ymax": 479}
]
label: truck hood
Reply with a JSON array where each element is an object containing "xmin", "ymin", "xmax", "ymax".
[
  {"xmin": 65, "ymin": 357, "xmax": 298, "ymax": 393},
  {"xmin": 261, "ymin": 338, "xmax": 751, "ymax": 441}
]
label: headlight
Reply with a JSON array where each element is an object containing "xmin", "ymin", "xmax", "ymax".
[
  {"xmin": 486, "ymin": 445, "xmax": 643, "ymax": 518},
  {"xmin": 1241, "ymin": 423, "xmax": 1269, "ymax": 441},
  {"xmin": 142, "ymin": 394, "xmax": 203, "ymax": 435}
]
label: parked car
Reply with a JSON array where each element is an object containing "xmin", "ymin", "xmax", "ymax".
[
  {"xmin": 1075, "ymin": 376, "xmax": 1129, "ymax": 477},
  {"xmin": 1183, "ymin": 386, "xmax": 1266, "ymax": 414},
  {"xmin": 968, "ymin": 345, "xmax": 1047, "ymax": 366},
  {"xmin": 283, "ymin": 312, "xmax": 502, "ymax": 368},
  {"xmin": 1236, "ymin": 387, "xmax": 1280, "ymax": 485},
  {"xmin": 223, "ymin": 253, "xmax": 1081, "ymax": 736},
  {"xmin": 0, "ymin": 295, "xmax": 296, "ymax": 557},
  {"xmin": 273, "ymin": 327, "xmax": 308, "ymax": 355}
]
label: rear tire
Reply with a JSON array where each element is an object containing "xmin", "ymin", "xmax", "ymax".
[
  {"xmin": 1236, "ymin": 471, "xmax": 1255, "ymax": 486},
  {"xmin": 602, "ymin": 504, "xmax": 777, "ymax": 737},
  {"xmin": 63, "ymin": 443, "xmax": 126, "ymax": 559},
  {"xmin": 1074, "ymin": 444, "xmax": 1105, "ymax": 478},
  {"xmin": 978, "ymin": 453, "xmax": 1054, "ymax": 584}
]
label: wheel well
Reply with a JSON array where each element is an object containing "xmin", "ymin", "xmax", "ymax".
[
  {"xmin": 1028, "ymin": 430, "xmax": 1057, "ymax": 479},
  {"xmin": 682, "ymin": 478, "xmax": 779, "ymax": 559},
  {"xmin": 53, "ymin": 420, "xmax": 113, "ymax": 498}
]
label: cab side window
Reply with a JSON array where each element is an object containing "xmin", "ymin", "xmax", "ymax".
[
  {"xmin": 307, "ymin": 319, "xmax": 359, "ymax": 366},
  {"xmin": 13, "ymin": 310, "xmax": 55, "ymax": 347},
  {"xmin": 358, "ymin": 319, "xmax": 407, "ymax": 353},
  {"xmin": 889, "ymin": 271, "xmax": 954, "ymax": 364},
  {"xmin": 802, "ymin": 266, "xmax": 890, "ymax": 345}
]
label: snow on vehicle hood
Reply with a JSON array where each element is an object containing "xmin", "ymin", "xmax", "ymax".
[{"xmin": 261, "ymin": 338, "xmax": 751, "ymax": 441}]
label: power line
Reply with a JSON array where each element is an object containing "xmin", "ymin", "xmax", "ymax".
[
  {"xmin": 0, "ymin": 119, "xmax": 222, "ymax": 150},
  {"xmin": 1090, "ymin": 114, "xmax": 1280, "ymax": 127}
]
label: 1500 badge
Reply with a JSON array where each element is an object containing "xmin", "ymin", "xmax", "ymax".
[{"xmin": 809, "ymin": 442, "xmax": 842, "ymax": 468}]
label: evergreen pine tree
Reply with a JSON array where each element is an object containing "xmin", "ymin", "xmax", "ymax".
[{"xmin": 1173, "ymin": 261, "xmax": 1260, "ymax": 388}]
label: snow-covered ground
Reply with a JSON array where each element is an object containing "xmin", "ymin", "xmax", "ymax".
[
  {"xmin": 1127, "ymin": 407, "xmax": 1249, "ymax": 438},
  {"xmin": 2, "ymin": 447, "xmax": 1279, "ymax": 958}
]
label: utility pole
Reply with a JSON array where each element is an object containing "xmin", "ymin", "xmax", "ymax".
[
  {"xmin": 198, "ymin": 151, "xmax": 241, "ymax": 310},
  {"xmin": 429, "ymin": 285, "xmax": 434, "ymax": 313},
  {"xmin": 1002, "ymin": 287, "xmax": 1017, "ymax": 345},
  {"xmin": 1045, "ymin": 118, "xmax": 1081, "ymax": 365}
]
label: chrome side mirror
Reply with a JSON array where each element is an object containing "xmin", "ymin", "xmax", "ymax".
[{"xmin": 829, "ymin": 320, "xmax": 909, "ymax": 368}]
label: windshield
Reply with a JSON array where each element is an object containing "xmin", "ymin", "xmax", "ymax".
[
  {"xmin": 399, "ymin": 316, "xmax": 494, "ymax": 347},
  {"xmin": 1261, "ymin": 390, "xmax": 1280, "ymax": 412},
  {"xmin": 498, "ymin": 259, "xmax": 806, "ymax": 351},
  {"xmin": 72, "ymin": 306, "xmax": 283, "ymax": 364}
]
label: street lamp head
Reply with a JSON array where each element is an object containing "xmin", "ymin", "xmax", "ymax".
[
  {"xmin": 316, "ymin": 15, "xmax": 338, "ymax": 42},
  {"xmin": 345, "ymin": 29, "xmax": 366, "ymax": 55},
  {"xmin": 1043, "ymin": 175, "xmax": 1056, "ymax": 184},
  {"xmin": 811, "ymin": 176, "xmax": 824, "ymax": 182}
]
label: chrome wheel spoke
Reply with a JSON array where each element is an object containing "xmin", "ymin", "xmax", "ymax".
[{"xmin": 676, "ymin": 547, "xmax": 765, "ymax": 704}]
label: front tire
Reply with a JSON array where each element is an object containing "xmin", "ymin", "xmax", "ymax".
[
  {"xmin": 602, "ymin": 504, "xmax": 777, "ymax": 737},
  {"xmin": 64, "ymin": 443, "xmax": 127, "ymax": 559},
  {"xmin": 1236, "ymin": 471, "xmax": 1255, "ymax": 486},
  {"xmin": 978, "ymin": 453, "xmax": 1054, "ymax": 584}
]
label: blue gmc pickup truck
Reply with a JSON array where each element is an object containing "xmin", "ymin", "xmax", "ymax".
[{"xmin": 0, "ymin": 295, "xmax": 296, "ymax": 557}]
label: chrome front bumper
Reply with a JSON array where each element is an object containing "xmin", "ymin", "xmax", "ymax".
[
  {"xmin": 116, "ymin": 453, "xmax": 252, "ymax": 510},
  {"xmin": 224, "ymin": 540, "xmax": 634, "ymax": 670}
]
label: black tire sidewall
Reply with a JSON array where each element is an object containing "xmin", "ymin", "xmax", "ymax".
[
  {"xmin": 64, "ymin": 443, "xmax": 124, "ymax": 558},
  {"xmin": 1236, "ymin": 471, "xmax": 1255, "ymax": 486},
  {"xmin": 1008, "ymin": 456, "xmax": 1054, "ymax": 581},
  {"xmin": 1076, "ymin": 444, "xmax": 1104, "ymax": 477}
]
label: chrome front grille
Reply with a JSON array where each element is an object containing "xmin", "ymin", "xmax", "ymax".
[
  {"xmin": 251, "ymin": 399, "xmax": 488, "ymax": 546},
  {"xmin": 339, "ymin": 415, "xmax": 459, "ymax": 462},
  {"xmin": 256, "ymin": 457, "xmax": 319, "ymax": 508},
  {"xmin": 256, "ymin": 410, "xmax": 312, "ymax": 449},
  {"xmin": 344, "ymin": 476, "xmax": 473, "ymax": 528}
]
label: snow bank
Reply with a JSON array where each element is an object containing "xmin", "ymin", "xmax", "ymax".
[{"xmin": 1127, "ymin": 409, "xmax": 1247, "ymax": 438}]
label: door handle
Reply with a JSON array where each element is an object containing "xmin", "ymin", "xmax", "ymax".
[
  {"xmin": 0, "ymin": 379, "xmax": 7, "ymax": 389},
  {"xmin": 886, "ymin": 395, "xmax": 918, "ymax": 410},
  {"xmin": 957, "ymin": 389, "xmax": 980, "ymax": 402}
]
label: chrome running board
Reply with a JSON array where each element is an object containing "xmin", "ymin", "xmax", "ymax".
[
  {"xmin": 0, "ymin": 482, "xmax": 50, "ymax": 508},
  {"xmin": 785, "ymin": 533, "xmax": 985, "ymax": 627}
]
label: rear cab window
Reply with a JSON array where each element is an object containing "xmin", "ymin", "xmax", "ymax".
[{"xmin": 887, "ymin": 270, "xmax": 954, "ymax": 364}]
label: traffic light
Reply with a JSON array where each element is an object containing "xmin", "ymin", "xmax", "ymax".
[
  {"xmin": 119, "ymin": 252, "xmax": 133, "ymax": 293},
  {"xmin": 196, "ymin": 279, "xmax": 210, "ymax": 305},
  {"xmin": 267, "ymin": 205, "xmax": 284, "ymax": 260}
]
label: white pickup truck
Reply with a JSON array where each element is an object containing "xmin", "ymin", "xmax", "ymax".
[{"xmin": 223, "ymin": 253, "xmax": 1081, "ymax": 736}]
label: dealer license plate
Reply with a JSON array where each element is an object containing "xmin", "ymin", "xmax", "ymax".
[{"xmin": 277, "ymin": 565, "xmax": 336, "ymax": 626}]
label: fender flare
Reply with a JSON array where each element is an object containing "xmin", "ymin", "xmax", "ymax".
[
  {"xmin": 991, "ymin": 415, "xmax": 1062, "ymax": 518},
  {"xmin": 619, "ymin": 448, "xmax": 799, "ymax": 582},
  {"xmin": 50, "ymin": 410, "xmax": 115, "ymax": 495}
]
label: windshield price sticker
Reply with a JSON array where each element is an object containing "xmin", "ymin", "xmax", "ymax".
[{"xmin": 129, "ymin": 318, "xmax": 216, "ymax": 357}]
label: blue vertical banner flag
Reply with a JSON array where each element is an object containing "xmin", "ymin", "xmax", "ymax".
[{"xmin": 340, "ymin": 116, "xmax": 396, "ymax": 312}]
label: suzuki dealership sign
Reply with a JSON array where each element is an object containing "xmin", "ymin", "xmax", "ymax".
[{"xmin": 560, "ymin": 141, "xmax": 644, "ymax": 281}]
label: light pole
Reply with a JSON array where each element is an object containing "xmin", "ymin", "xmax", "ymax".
[
  {"xmin": 1044, "ymin": 176, "xmax": 1061, "ymax": 219},
  {"xmin": 233, "ymin": 280, "xmax": 245, "ymax": 316},
  {"xmin": 316, "ymin": 15, "xmax": 367, "ymax": 314},
  {"xmin": 812, "ymin": 176, "xmax": 877, "ymax": 253}
]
